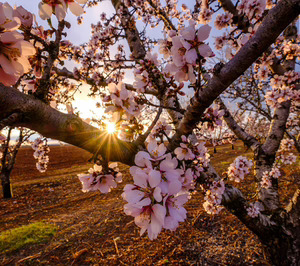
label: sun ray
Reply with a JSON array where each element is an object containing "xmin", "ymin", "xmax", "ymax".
[{"xmin": 106, "ymin": 122, "xmax": 116, "ymax": 134}]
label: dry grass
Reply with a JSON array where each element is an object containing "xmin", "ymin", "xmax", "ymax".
[{"xmin": 0, "ymin": 222, "xmax": 57, "ymax": 254}]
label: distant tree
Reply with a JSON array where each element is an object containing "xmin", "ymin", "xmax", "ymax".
[{"xmin": 0, "ymin": 128, "xmax": 33, "ymax": 198}]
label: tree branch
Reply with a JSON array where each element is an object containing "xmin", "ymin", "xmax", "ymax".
[
  {"xmin": 0, "ymin": 84, "xmax": 138, "ymax": 165},
  {"xmin": 54, "ymin": 66, "xmax": 158, "ymax": 95},
  {"xmin": 218, "ymin": 98, "xmax": 260, "ymax": 150},
  {"xmin": 135, "ymin": 106, "xmax": 162, "ymax": 146},
  {"xmin": 170, "ymin": 0, "xmax": 300, "ymax": 149},
  {"xmin": 112, "ymin": 0, "xmax": 146, "ymax": 59},
  {"xmin": 201, "ymin": 164, "xmax": 276, "ymax": 238}
]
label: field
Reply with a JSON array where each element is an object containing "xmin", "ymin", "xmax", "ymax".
[{"xmin": 0, "ymin": 142, "xmax": 299, "ymax": 265}]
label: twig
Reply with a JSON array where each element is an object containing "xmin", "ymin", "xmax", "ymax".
[
  {"xmin": 113, "ymin": 237, "xmax": 120, "ymax": 256},
  {"xmin": 135, "ymin": 106, "xmax": 162, "ymax": 146}
]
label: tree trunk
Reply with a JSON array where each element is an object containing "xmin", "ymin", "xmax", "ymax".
[
  {"xmin": 232, "ymin": 144, "xmax": 234, "ymax": 150},
  {"xmin": 214, "ymin": 146, "xmax": 217, "ymax": 153},
  {"xmin": 264, "ymin": 235, "xmax": 300, "ymax": 266},
  {"xmin": 259, "ymin": 210, "xmax": 300, "ymax": 266},
  {"xmin": 1, "ymin": 169, "xmax": 13, "ymax": 199}
]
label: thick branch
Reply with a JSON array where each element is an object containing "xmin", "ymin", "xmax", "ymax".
[
  {"xmin": 202, "ymin": 164, "xmax": 275, "ymax": 237},
  {"xmin": 262, "ymin": 101, "xmax": 291, "ymax": 156},
  {"xmin": 0, "ymin": 84, "xmax": 138, "ymax": 165},
  {"xmin": 111, "ymin": 0, "xmax": 146, "ymax": 59}
]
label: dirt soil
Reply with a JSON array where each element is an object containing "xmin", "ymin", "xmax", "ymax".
[{"xmin": 1, "ymin": 143, "xmax": 298, "ymax": 265}]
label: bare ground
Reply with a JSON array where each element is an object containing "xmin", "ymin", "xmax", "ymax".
[{"xmin": 1, "ymin": 143, "xmax": 298, "ymax": 265}]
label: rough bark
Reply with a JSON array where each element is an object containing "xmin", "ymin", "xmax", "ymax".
[
  {"xmin": 111, "ymin": 0, "xmax": 146, "ymax": 60},
  {"xmin": 204, "ymin": 164, "xmax": 300, "ymax": 265},
  {"xmin": 258, "ymin": 191, "xmax": 300, "ymax": 266},
  {"xmin": 1, "ymin": 169, "xmax": 13, "ymax": 198}
]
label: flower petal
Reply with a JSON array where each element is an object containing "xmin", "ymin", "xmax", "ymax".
[
  {"xmin": 185, "ymin": 48, "xmax": 197, "ymax": 64},
  {"xmin": 149, "ymin": 169, "xmax": 161, "ymax": 188},
  {"xmin": 197, "ymin": 25, "xmax": 211, "ymax": 42},
  {"xmin": 69, "ymin": 2, "xmax": 84, "ymax": 16},
  {"xmin": 153, "ymin": 187, "xmax": 162, "ymax": 202},
  {"xmin": 38, "ymin": 3, "xmax": 52, "ymax": 20},
  {"xmin": 55, "ymin": 5, "xmax": 66, "ymax": 21},
  {"xmin": 198, "ymin": 43, "xmax": 214, "ymax": 58}
]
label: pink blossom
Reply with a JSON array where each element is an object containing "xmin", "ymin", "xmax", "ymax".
[
  {"xmin": 0, "ymin": 32, "xmax": 35, "ymax": 85},
  {"xmin": 13, "ymin": 6, "xmax": 33, "ymax": 28},
  {"xmin": 0, "ymin": 3, "xmax": 35, "ymax": 86},
  {"xmin": 164, "ymin": 62, "xmax": 196, "ymax": 83},
  {"xmin": 134, "ymin": 204, "xmax": 166, "ymax": 240},
  {"xmin": 39, "ymin": 1, "xmax": 66, "ymax": 21},
  {"xmin": 163, "ymin": 193, "xmax": 189, "ymax": 231},
  {"xmin": 123, "ymin": 163, "xmax": 166, "ymax": 240},
  {"xmin": 174, "ymin": 143, "xmax": 195, "ymax": 161},
  {"xmin": 78, "ymin": 164, "xmax": 118, "ymax": 193},
  {"xmin": 147, "ymin": 140, "xmax": 167, "ymax": 160},
  {"xmin": 65, "ymin": 0, "xmax": 87, "ymax": 16},
  {"xmin": 227, "ymin": 156, "xmax": 253, "ymax": 182},
  {"xmin": 134, "ymin": 151, "xmax": 152, "ymax": 168},
  {"xmin": 171, "ymin": 22, "xmax": 214, "ymax": 67},
  {"xmin": 246, "ymin": 202, "xmax": 262, "ymax": 218},
  {"xmin": 203, "ymin": 180, "xmax": 225, "ymax": 215},
  {"xmin": 261, "ymin": 171, "xmax": 272, "ymax": 189},
  {"xmin": 159, "ymin": 154, "xmax": 183, "ymax": 195},
  {"xmin": 0, "ymin": 3, "xmax": 21, "ymax": 32}
]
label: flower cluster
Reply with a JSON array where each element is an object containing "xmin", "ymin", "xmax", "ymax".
[
  {"xmin": 0, "ymin": 3, "xmax": 36, "ymax": 86},
  {"xmin": 202, "ymin": 107, "xmax": 225, "ymax": 131},
  {"xmin": 227, "ymin": 156, "xmax": 253, "ymax": 183},
  {"xmin": 103, "ymin": 81, "xmax": 141, "ymax": 123},
  {"xmin": 161, "ymin": 20, "xmax": 214, "ymax": 84},
  {"xmin": 279, "ymin": 138, "xmax": 294, "ymax": 153},
  {"xmin": 150, "ymin": 119, "xmax": 173, "ymax": 141},
  {"xmin": 197, "ymin": 1, "xmax": 213, "ymax": 24},
  {"xmin": 133, "ymin": 52, "xmax": 161, "ymax": 93},
  {"xmin": 32, "ymin": 137, "xmax": 50, "ymax": 173},
  {"xmin": 246, "ymin": 202, "xmax": 262, "ymax": 218},
  {"xmin": 214, "ymin": 12, "xmax": 233, "ymax": 30},
  {"xmin": 237, "ymin": 0, "xmax": 266, "ymax": 20},
  {"xmin": 175, "ymin": 135, "xmax": 210, "ymax": 170},
  {"xmin": 282, "ymin": 39, "xmax": 300, "ymax": 61},
  {"xmin": 276, "ymin": 138, "xmax": 297, "ymax": 166},
  {"xmin": 265, "ymin": 71, "xmax": 299, "ymax": 108},
  {"xmin": 39, "ymin": 0, "xmax": 87, "ymax": 21},
  {"xmin": 203, "ymin": 180, "xmax": 225, "ymax": 215},
  {"xmin": 122, "ymin": 134, "xmax": 210, "ymax": 239},
  {"xmin": 78, "ymin": 163, "xmax": 122, "ymax": 193},
  {"xmin": 260, "ymin": 166, "xmax": 280, "ymax": 189},
  {"xmin": 260, "ymin": 138, "xmax": 297, "ymax": 189}
]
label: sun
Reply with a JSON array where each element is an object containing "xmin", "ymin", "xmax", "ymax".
[{"xmin": 106, "ymin": 122, "xmax": 116, "ymax": 134}]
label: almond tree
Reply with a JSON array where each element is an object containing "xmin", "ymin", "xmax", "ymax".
[{"xmin": 0, "ymin": 0, "xmax": 299, "ymax": 264}]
